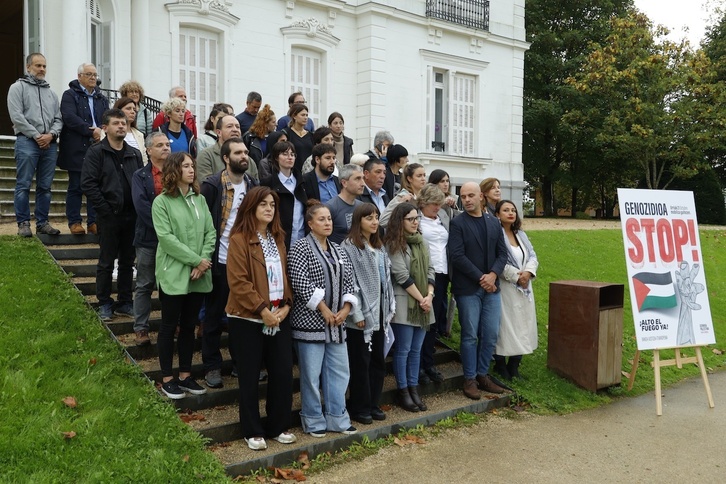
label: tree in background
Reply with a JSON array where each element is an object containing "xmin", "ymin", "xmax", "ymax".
[{"xmin": 523, "ymin": 0, "xmax": 632, "ymax": 216}]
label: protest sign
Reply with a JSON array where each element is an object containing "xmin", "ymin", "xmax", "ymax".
[{"xmin": 617, "ymin": 188, "xmax": 715, "ymax": 351}]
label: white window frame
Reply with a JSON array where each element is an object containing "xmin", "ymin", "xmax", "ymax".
[
  {"xmin": 288, "ymin": 47, "xmax": 322, "ymax": 128},
  {"xmin": 421, "ymin": 50, "xmax": 488, "ymax": 158},
  {"xmin": 178, "ymin": 27, "xmax": 220, "ymax": 134},
  {"xmin": 24, "ymin": 0, "xmax": 43, "ymax": 56},
  {"xmin": 87, "ymin": 0, "xmax": 113, "ymax": 90}
]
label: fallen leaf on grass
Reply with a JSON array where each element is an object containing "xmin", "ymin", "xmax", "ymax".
[
  {"xmin": 88, "ymin": 357, "xmax": 97, "ymax": 366},
  {"xmin": 296, "ymin": 451, "xmax": 311, "ymax": 470},
  {"xmin": 208, "ymin": 442, "xmax": 231, "ymax": 451},
  {"xmin": 62, "ymin": 431, "xmax": 76, "ymax": 439},
  {"xmin": 62, "ymin": 396, "xmax": 77, "ymax": 408},
  {"xmin": 254, "ymin": 477, "xmax": 266, "ymax": 483},
  {"xmin": 394, "ymin": 434, "xmax": 426, "ymax": 447},
  {"xmin": 179, "ymin": 413, "xmax": 206, "ymax": 423},
  {"xmin": 513, "ymin": 405, "xmax": 526, "ymax": 413},
  {"xmin": 274, "ymin": 467, "xmax": 306, "ymax": 481},
  {"xmin": 712, "ymin": 348, "xmax": 724, "ymax": 355},
  {"xmin": 182, "ymin": 454, "xmax": 189, "ymax": 462}
]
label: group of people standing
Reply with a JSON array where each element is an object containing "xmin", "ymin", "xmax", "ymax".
[{"xmin": 8, "ymin": 52, "xmax": 540, "ymax": 452}]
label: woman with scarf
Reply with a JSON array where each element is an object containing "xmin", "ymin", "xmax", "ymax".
[
  {"xmin": 341, "ymin": 203, "xmax": 395, "ymax": 424},
  {"xmin": 287, "ymin": 200, "xmax": 358, "ymax": 437},
  {"xmin": 493, "ymin": 200, "xmax": 539, "ymax": 380},
  {"xmin": 385, "ymin": 202, "xmax": 435, "ymax": 412},
  {"xmin": 225, "ymin": 186, "xmax": 296, "ymax": 451}
]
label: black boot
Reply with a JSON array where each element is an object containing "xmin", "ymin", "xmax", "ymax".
[
  {"xmin": 493, "ymin": 354, "xmax": 512, "ymax": 380},
  {"xmin": 408, "ymin": 386, "xmax": 427, "ymax": 411},
  {"xmin": 507, "ymin": 355, "xmax": 523, "ymax": 379},
  {"xmin": 397, "ymin": 388, "xmax": 420, "ymax": 412}
]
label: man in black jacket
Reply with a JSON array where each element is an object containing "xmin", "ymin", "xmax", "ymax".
[
  {"xmin": 358, "ymin": 157, "xmax": 390, "ymax": 211},
  {"xmin": 130, "ymin": 132, "xmax": 170, "ymax": 345},
  {"xmin": 81, "ymin": 109, "xmax": 143, "ymax": 321},
  {"xmin": 302, "ymin": 143, "xmax": 340, "ymax": 203},
  {"xmin": 200, "ymin": 137, "xmax": 258, "ymax": 388}
]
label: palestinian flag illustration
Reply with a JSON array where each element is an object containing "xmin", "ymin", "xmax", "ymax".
[{"xmin": 632, "ymin": 271, "xmax": 677, "ymax": 311}]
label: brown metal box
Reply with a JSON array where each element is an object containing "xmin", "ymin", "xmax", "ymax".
[{"xmin": 547, "ymin": 281, "xmax": 624, "ymax": 391}]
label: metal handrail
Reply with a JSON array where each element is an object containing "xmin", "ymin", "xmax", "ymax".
[
  {"xmin": 100, "ymin": 88, "xmax": 162, "ymax": 116},
  {"xmin": 425, "ymin": 0, "xmax": 490, "ymax": 31}
]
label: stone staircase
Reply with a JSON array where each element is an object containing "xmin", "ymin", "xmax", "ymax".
[
  {"xmin": 37, "ymin": 226, "xmax": 511, "ymax": 478},
  {"xmin": 0, "ymin": 136, "xmax": 77, "ymax": 221}
]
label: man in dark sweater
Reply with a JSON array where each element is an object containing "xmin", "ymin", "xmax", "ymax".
[{"xmin": 325, "ymin": 164, "xmax": 365, "ymax": 244}]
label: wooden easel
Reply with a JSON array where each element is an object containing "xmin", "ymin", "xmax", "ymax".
[{"xmin": 626, "ymin": 346, "xmax": 715, "ymax": 415}]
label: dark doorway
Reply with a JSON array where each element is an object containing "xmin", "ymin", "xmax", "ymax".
[{"xmin": 0, "ymin": 0, "xmax": 24, "ymax": 135}]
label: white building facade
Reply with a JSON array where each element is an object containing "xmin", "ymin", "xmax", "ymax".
[{"xmin": 10, "ymin": 0, "xmax": 528, "ymax": 202}]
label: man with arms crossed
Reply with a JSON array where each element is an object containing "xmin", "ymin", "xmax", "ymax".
[{"xmin": 448, "ymin": 182, "xmax": 508, "ymax": 399}]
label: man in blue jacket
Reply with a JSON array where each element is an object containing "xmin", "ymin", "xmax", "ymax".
[
  {"xmin": 448, "ymin": 182, "xmax": 508, "ymax": 399},
  {"xmin": 58, "ymin": 63, "xmax": 109, "ymax": 235},
  {"xmin": 130, "ymin": 132, "xmax": 170, "ymax": 345}
]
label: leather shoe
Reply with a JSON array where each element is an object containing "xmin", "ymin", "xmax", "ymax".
[
  {"xmin": 418, "ymin": 369, "xmax": 431, "ymax": 385},
  {"xmin": 87, "ymin": 223, "xmax": 97, "ymax": 235},
  {"xmin": 408, "ymin": 386, "xmax": 427, "ymax": 411},
  {"xmin": 425, "ymin": 367, "xmax": 445, "ymax": 383},
  {"xmin": 397, "ymin": 388, "xmax": 420, "ymax": 412},
  {"xmin": 69, "ymin": 223, "xmax": 86, "ymax": 235},
  {"xmin": 463, "ymin": 378, "xmax": 481, "ymax": 400},
  {"xmin": 135, "ymin": 330, "xmax": 151, "ymax": 346},
  {"xmin": 477, "ymin": 374, "xmax": 506, "ymax": 394},
  {"xmin": 351, "ymin": 414, "xmax": 373, "ymax": 425},
  {"xmin": 370, "ymin": 407, "xmax": 386, "ymax": 421}
]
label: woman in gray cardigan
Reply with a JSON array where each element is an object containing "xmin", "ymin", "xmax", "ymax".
[
  {"xmin": 384, "ymin": 202, "xmax": 435, "ymax": 412},
  {"xmin": 341, "ymin": 203, "xmax": 395, "ymax": 424}
]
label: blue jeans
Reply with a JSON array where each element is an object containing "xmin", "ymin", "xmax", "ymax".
[
  {"xmin": 295, "ymin": 340, "xmax": 351, "ymax": 433},
  {"xmin": 455, "ymin": 288, "xmax": 502, "ymax": 379},
  {"xmin": 66, "ymin": 170, "xmax": 96, "ymax": 226},
  {"xmin": 14, "ymin": 135, "xmax": 57, "ymax": 225},
  {"xmin": 391, "ymin": 323, "xmax": 426, "ymax": 388},
  {"xmin": 133, "ymin": 246, "xmax": 156, "ymax": 332}
]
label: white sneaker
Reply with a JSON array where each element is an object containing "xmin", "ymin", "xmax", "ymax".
[
  {"xmin": 273, "ymin": 432, "xmax": 297, "ymax": 444},
  {"xmin": 245, "ymin": 437, "xmax": 268, "ymax": 450}
]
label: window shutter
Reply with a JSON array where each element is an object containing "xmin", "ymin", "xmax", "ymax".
[
  {"xmin": 179, "ymin": 27, "xmax": 220, "ymax": 134},
  {"xmin": 290, "ymin": 48, "xmax": 322, "ymax": 128},
  {"xmin": 451, "ymin": 73, "xmax": 475, "ymax": 156}
]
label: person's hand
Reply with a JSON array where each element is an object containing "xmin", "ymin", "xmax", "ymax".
[
  {"xmin": 445, "ymin": 196, "xmax": 456, "ymax": 207},
  {"xmin": 379, "ymin": 144, "xmax": 389, "ymax": 158},
  {"xmin": 319, "ymin": 305, "xmax": 337, "ymax": 326},
  {"xmin": 35, "ymin": 133, "xmax": 52, "ymax": 149},
  {"xmin": 517, "ymin": 271, "xmax": 533, "ymax": 288},
  {"xmin": 262, "ymin": 308, "xmax": 280, "ymax": 328},
  {"xmin": 356, "ymin": 320, "xmax": 365, "ymax": 329},
  {"xmin": 190, "ymin": 268, "xmax": 204, "ymax": 280},
  {"xmin": 195, "ymin": 259, "xmax": 211, "ymax": 273},
  {"xmin": 419, "ymin": 294, "xmax": 433, "ymax": 313},
  {"xmin": 275, "ymin": 305, "xmax": 290, "ymax": 322},
  {"xmin": 90, "ymin": 127, "xmax": 102, "ymax": 142},
  {"xmin": 334, "ymin": 305, "xmax": 351, "ymax": 325},
  {"xmin": 398, "ymin": 192, "xmax": 413, "ymax": 202},
  {"xmin": 480, "ymin": 272, "xmax": 497, "ymax": 293}
]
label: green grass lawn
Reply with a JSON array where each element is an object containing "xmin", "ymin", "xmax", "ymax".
[
  {"xmin": 487, "ymin": 228, "xmax": 726, "ymax": 413},
  {"xmin": 1, "ymin": 229, "xmax": 724, "ymax": 481},
  {"xmin": 0, "ymin": 237, "xmax": 228, "ymax": 482}
]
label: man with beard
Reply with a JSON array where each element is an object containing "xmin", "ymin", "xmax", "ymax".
[
  {"xmin": 325, "ymin": 163, "xmax": 365, "ymax": 244},
  {"xmin": 130, "ymin": 132, "xmax": 171, "ymax": 345},
  {"xmin": 81, "ymin": 109, "xmax": 144, "ymax": 320},
  {"xmin": 302, "ymin": 143, "xmax": 340, "ymax": 204},
  {"xmin": 200, "ymin": 138, "xmax": 259, "ymax": 388},
  {"xmin": 197, "ymin": 115, "xmax": 259, "ymax": 182}
]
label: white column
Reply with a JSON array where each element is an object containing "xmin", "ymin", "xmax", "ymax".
[
  {"xmin": 130, "ymin": 0, "xmax": 150, "ymax": 88},
  {"xmin": 61, "ymin": 0, "xmax": 87, "ymax": 85}
]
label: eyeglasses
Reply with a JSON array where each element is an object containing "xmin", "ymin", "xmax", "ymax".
[
  {"xmin": 404, "ymin": 216, "xmax": 422, "ymax": 223},
  {"xmin": 81, "ymin": 72, "xmax": 98, "ymax": 78}
]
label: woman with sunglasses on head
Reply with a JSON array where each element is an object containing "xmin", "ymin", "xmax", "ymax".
[
  {"xmin": 492, "ymin": 200, "xmax": 539, "ymax": 380},
  {"xmin": 384, "ymin": 202, "xmax": 435, "ymax": 413},
  {"xmin": 341, "ymin": 203, "xmax": 395, "ymax": 424},
  {"xmin": 225, "ymin": 186, "xmax": 296, "ymax": 451}
]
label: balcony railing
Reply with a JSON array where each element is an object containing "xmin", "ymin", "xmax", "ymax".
[
  {"xmin": 426, "ymin": 0, "xmax": 490, "ymax": 31},
  {"xmin": 100, "ymin": 89, "xmax": 162, "ymax": 117}
]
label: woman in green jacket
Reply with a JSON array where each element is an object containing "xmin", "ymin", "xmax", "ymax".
[{"xmin": 152, "ymin": 152, "xmax": 216, "ymax": 399}]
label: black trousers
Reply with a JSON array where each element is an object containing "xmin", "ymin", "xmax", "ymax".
[
  {"xmin": 96, "ymin": 211, "xmax": 135, "ymax": 306},
  {"xmin": 346, "ymin": 325, "xmax": 386, "ymax": 417},
  {"xmin": 228, "ymin": 316, "xmax": 293, "ymax": 439},
  {"xmin": 421, "ymin": 272, "xmax": 449, "ymax": 371},
  {"xmin": 158, "ymin": 289, "xmax": 205, "ymax": 378},
  {"xmin": 202, "ymin": 264, "xmax": 231, "ymax": 372}
]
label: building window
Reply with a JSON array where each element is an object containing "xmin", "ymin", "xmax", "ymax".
[
  {"xmin": 88, "ymin": 0, "xmax": 112, "ymax": 89},
  {"xmin": 429, "ymin": 69, "xmax": 477, "ymax": 156},
  {"xmin": 289, "ymin": 47, "xmax": 321, "ymax": 128},
  {"xmin": 25, "ymin": 0, "xmax": 42, "ymax": 54},
  {"xmin": 179, "ymin": 27, "xmax": 219, "ymax": 134}
]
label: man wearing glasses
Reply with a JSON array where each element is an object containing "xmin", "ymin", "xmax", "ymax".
[{"xmin": 58, "ymin": 63, "xmax": 109, "ymax": 235}]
